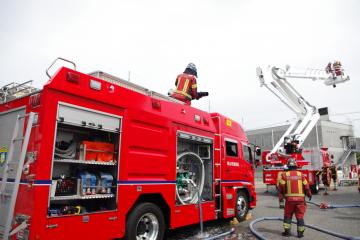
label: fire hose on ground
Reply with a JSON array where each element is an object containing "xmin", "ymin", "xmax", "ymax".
[
  {"xmin": 305, "ymin": 201, "xmax": 360, "ymax": 209},
  {"xmin": 249, "ymin": 216, "xmax": 360, "ymax": 240},
  {"xmin": 250, "ymin": 201, "xmax": 360, "ymax": 240}
]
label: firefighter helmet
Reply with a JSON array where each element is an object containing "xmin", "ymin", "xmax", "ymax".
[
  {"xmin": 186, "ymin": 63, "xmax": 197, "ymax": 72},
  {"xmin": 287, "ymin": 158, "xmax": 297, "ymax": 168},
  {"xmin": 333, "ymin": 61, "xmax": 342, "ymax": 67},
  {"xmin": 185, "ymin": 63, "xmax": 197, "ymax": 77}
]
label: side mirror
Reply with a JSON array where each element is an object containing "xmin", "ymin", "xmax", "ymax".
[{"xmin": 255, "ymin": 147, "xmax": 261, "ymax": 156}]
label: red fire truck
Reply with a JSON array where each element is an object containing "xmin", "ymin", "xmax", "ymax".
[
  {"xmin": 0, "ymin": 58, "xmax": 256, "ymax": 240},
  {"xmin": 256, "ymin": 62, "xmax": 350, "ymax": 194}
]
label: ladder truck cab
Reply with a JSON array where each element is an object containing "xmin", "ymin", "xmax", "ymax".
[
  {"xmin": 0, "ymin": 58, "xmax": 256, "ymax": 240},
  {"xmin": 256, "ymin": 61, "xmax": 350, "ymax": 193}
]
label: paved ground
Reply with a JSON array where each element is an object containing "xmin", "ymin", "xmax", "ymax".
[
  {"xmin": 167, "ymin": 180, "xmax": 360, "ymax": 239},
  {"xmin": 250, "ymin": 183, "xmax": 360, "ymax": 240}
]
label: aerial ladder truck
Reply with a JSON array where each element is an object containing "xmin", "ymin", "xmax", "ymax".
[{"xmin": 256, "ymin": 61, "xmax": 350, "ymax": 193}]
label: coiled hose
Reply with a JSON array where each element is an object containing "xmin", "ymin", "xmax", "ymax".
[
  {"xmin": 249, "ymin": 216, "xmax": 360, "ymax": 240},
  {"xmin": 176, "ymin": 152, "xmax": 205, "ymax": 205}
]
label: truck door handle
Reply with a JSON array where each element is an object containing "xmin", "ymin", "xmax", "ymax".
[
  {"xmin": 46, "ymin": 224, "xmax": 58, "ymax": 229},
  {"xmin": 108, "ymin": 216, "xmax": 117, "ymax": 221}
]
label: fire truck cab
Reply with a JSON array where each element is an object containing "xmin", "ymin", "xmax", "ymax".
[{"xmin": 0, "ymin": 62, "xmax": 256, "ymax": 240}]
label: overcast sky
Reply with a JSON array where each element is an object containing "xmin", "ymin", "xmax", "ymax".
[{"xmin": 1, "ymin": 0, "xmax": 360, "ymax": 135}]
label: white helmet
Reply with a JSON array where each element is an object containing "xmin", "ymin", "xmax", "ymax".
[
  {"xmin": 185, "ymin": 63, "xmax": 198, "ymax": 77},
  {"xmin": 287, "ymin": 158, "xmax": 297, "ymax": 168}
]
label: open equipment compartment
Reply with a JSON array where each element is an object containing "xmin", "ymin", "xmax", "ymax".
[
  {"xmin": 48, "ymin": 103, "xmax": 121, "ymax": 217},
  {"xmin": 176, "ymin": 132, "xmax": 213, "ymax": 205}
]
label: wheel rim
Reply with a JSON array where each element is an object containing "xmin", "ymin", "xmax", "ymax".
[
  {"xmin": 236, "ymin": 196, "xmax": 247, "ymax": 217},
  {"xmin": 136, "ymin": 213, "xmax": 159, "ymax": 240}
]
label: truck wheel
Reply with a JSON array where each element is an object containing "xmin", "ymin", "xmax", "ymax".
[
  {"xmin": 310, "ymin": 177, "xmax": 319, "ymax": 194},
  {"xmin": 235, "ymin": 191, "xmax": 249, "ymax": 222},
  {"xmin": 125, "ymin": 202, "xmax": 165, "ymax": 240}
]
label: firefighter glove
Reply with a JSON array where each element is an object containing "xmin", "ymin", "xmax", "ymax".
[{"xmin": 279, "ymin": 194, "xmax": 284, "ymax": 202}]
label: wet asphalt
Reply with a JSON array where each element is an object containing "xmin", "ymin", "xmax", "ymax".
[{"xmin": 167, "ymin": 180, "xmax": 360, "ymax": 240}]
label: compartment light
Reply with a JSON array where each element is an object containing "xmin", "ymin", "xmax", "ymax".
[
  {"xmin": 90, "ymin": 80, "xmax": 102, "ymax": 90},
  {"xmin": 203, "ymin": 117, "xmax": 209, "ymax": 125},
  {"xmin": 152, "ymin": 99, "xmax": 161, "ymax": 110},
  {"xmin": 194, "ymin": 115, "xmax": 201, "ymax": 122},
  {"xmin": 66, "ymin": 72, "xmax": 80, "ymax": 84}
]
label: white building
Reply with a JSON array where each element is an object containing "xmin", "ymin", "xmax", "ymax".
[{"xmin": 246, "ymin": 111, "xmax": 359, "ymax": 174}]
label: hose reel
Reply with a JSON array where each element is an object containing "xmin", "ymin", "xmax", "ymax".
[{"xmin": 176, "ymin": 152, "xmax": 205, "ymax": 205}]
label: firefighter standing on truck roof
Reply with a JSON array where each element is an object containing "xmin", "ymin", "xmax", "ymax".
[
  {"xmin": 278, "ymin": 158, "xmax": 312, "ymax": 238},
  {"xmin": 170, "ymin": 63, "xmax": 208, "ymax": 105}
]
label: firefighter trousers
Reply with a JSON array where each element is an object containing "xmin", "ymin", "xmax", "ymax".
[{"xmin": 283, "ymin": 201, "xmax": 306, "ymax": 233}]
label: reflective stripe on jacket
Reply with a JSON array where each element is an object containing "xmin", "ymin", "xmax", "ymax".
[
  {"xmin": 174, "ymin": 73, "xmax": 197, "ymax": 100},
  {"xmin": 278, "ymin": 170, "xmax": 311, "ymax": 201}
]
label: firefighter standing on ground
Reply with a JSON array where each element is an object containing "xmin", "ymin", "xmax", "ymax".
[
  {"xmin": 330, "ymin": 161, "xmax": 338, "ymax": 190},
  {"xmin": 170, "ymin": 63, "xmax": 208, "ymax": 105},
  {"xmin": 277, "ymin": 164, "xmax": 289, "ymax": 209},
  {"xmin": 278, "ymin": 158, "xmax": 312, "ymax": 238},
  {"xmin": 321, "ymin": 163, "xmax": 332, "ymax": 195}
]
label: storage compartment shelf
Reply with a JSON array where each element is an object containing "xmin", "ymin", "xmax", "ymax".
[
  {"xmin": 54, "ymin": 159, "xmax": 117, "ymax": 166},
  {"xmin": 49, "ymin": 105, "xmax": 121, "ymax": 217},
  {"xmin": 51, "ymin": 193, "xmax": 115, "ymax": 201}
]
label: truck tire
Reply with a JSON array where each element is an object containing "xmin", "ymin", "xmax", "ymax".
[
  {"xmin": 125, "ymin": 202, "xmax": 165, "ymax": 240},
  {"xmin": 310, "ymin": 177, "xmax": 319, "ymax": 194},
  {"xmin": 235, "ymin": 191, "xmax": 249, "ymax": 222}
]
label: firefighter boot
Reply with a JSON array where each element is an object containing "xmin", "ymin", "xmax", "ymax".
[
  {"xmin": 282, "ymin": 229, "xmax": 291, "ymax": 237},
  {"xmin": 297, "ymin": 219, "xmax": 305, "ymax": 238},
  {"xmin": 282, "ymin": 218, "xmax": 292, "ymax": 237}
]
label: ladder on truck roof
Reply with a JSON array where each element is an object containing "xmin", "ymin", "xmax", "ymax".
[
  {"xmin": 0, "ymin": 81, "xmax": 39, "ymax": 104},
  {"xmin": 88, "ymin": 71, "xmax": 184, "ymax": 104},
  {"xmin": 46, "ymin": 57, "xmax": 184, "ymax": 104},
  {"xmin": 0, "ymin": 112, "xmax": 36, "ymax": 240}
]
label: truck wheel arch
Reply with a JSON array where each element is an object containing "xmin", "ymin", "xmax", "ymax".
[
  {"xmin": 126, "ymin": 193, "xmax": 171, "ymax": 229},
  {"xmin": 234, "ymin": 188, "xmax": 250, "ymax": 222},
  {"xmin": 236, "ymin": 187, "xmax": 250, "ymax": 202},
  {"xmin": 125, "ymin": 202, "xmax": 165, "ymax": 240}
]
